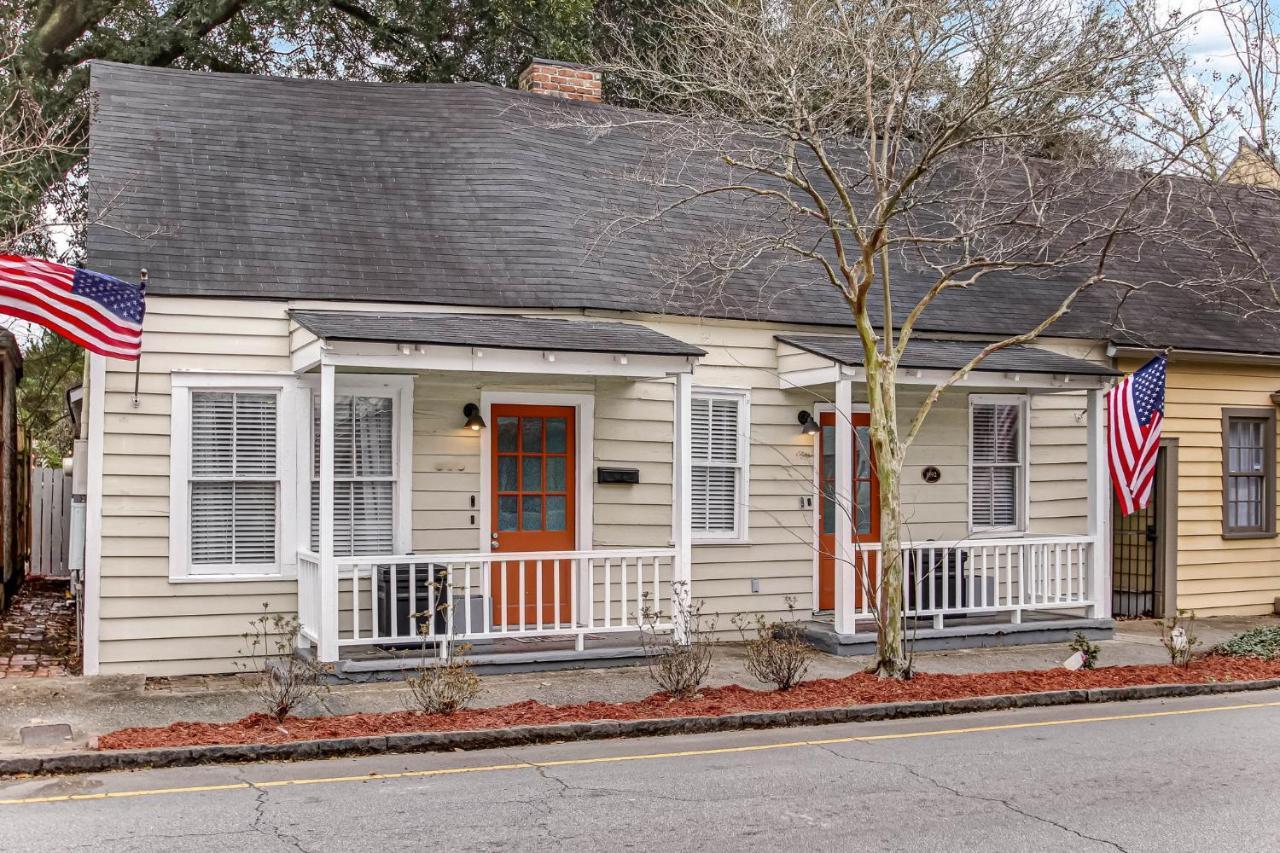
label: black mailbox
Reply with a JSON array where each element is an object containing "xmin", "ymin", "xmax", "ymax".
[{"xmin": 597, "ymin": 467, "xmax": 640, "ymax": 484}]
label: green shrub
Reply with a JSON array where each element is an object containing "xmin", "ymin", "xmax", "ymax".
[
  {"xmin": 1068, "ymin": 632, "xmax": 1100, "ymax": 669},
  {"xmin": 1216, "ymin": 626, "xmax": 1280, "ymax": 660}
]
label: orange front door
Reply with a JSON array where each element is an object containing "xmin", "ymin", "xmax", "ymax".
[
  {"xmin": 817, "ymin": 411, "xmax": 880, "ymax": 612},
  {"xmin": 490, "ymin": 405, "xmax": 575, "ymax": 627}
]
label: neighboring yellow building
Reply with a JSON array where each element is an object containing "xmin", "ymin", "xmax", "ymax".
[
  {"xmin": 1224, "ymin": 138, "xmax": 1280, "ymax": 189},
  {"xmin": 1112, "ymin": 349, "xmax": 1280, "ymax": 618}
]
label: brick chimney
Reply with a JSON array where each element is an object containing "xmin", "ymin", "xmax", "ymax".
[{"xmin": 518, "ymin": 58, "xmax": 602, "ymax": 103}]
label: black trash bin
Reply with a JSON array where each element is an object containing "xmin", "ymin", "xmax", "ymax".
[{"xmin": 376, "ymin": 564, "xmax": 449, "ymax": 639}]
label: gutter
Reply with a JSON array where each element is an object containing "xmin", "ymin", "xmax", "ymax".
[{"xmin": 1108, "ymin": 343, "xmax": 1280, "ymax": 367}]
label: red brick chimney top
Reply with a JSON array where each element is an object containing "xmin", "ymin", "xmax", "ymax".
[{"xmin": 518, "ymin": 58, "xmax": 602, "ymax": 103}]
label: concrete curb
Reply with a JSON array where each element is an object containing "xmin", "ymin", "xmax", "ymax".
[{"xmin": 5, "ymin": 677, "xmax": 1280, "ymax": 778}]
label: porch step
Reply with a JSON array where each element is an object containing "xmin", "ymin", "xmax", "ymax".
[
  {"xmin": 800, "ymin": 616, "xmax": 1115, "ymax": 657},
  {"xmin": 325, "ymin": 644, "xmax": 654, "ymax": 683}
]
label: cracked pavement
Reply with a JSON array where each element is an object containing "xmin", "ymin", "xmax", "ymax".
[{"xmin": 2, "ymin": 689, "xmax": 1278, "ymax": 852}]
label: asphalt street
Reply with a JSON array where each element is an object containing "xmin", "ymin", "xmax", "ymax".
[{"xmin": 2, "ymin": 689, "xmax": 1278, "ymax": 852}]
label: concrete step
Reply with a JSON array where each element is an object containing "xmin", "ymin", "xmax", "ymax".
[{"xmin": 801, "ymin": 616, "xmax": 1115, "ymax": 657}]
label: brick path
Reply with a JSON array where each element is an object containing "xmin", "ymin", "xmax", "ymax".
[{"xmin": 0, "ymin": 577, "xmax": 79, "ymax": 678}]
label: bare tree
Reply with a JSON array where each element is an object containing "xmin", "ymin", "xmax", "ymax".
[
  {"xmin": 556, "ymin": 0, "xmax": 1221, "ymax": 677},
  {"xmin": 1126, "ymin": 0, "xmax": 1280, "ymax": 330},
  {"xmin": 0, "ymin": 23, "xmax": 81, "ymax": 256}
]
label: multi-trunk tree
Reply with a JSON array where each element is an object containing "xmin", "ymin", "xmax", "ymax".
[{"xmin": 578, "ymin": 0, "xmax": 1253, "ymax": 676}]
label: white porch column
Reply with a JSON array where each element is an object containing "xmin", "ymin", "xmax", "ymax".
[
  {"xmin": 833, "ymin": 377, "xmax": 857, "ymax": 635},
  {"xmin": 672, "ymin": 370, "xmax": 694, "ymax": 644},
  {"xmin": 1086, "ymin": 385, "xmax": 1112, "ymax": 619},
  {"xmin": 318, "ymin": 361, "xmax": 339, "ymax": 662}
]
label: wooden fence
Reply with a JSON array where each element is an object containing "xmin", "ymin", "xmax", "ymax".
[{"xmin": 30, "ymin": 467, "xmax": 72, "ymax": 578}]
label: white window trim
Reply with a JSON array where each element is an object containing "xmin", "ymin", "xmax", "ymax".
[
  {"xmin": 968, "ymin": 393, "xmax": 1030, "ymax": 535},
  {"xmin": 689, "ymin": 386, "xmax": 751, "ymax": 545},
  {"xmin": 302, "ymin": 374, "xmax": 414, "ymax": 556},
  {"xmin": 169, "ymin": 372, "xmax": 303, "ymax": 582}
]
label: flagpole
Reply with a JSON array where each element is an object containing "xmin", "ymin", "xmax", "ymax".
[{"xmin": 131, "ymin": 268, "xmax": 146, "ymax": 409}]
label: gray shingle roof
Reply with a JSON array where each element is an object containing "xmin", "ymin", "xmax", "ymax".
[
  {"xmin": 85, "ymin": 62, "xmax": 1280, "ymax": 356},
  {"xmin": 776, "ymin": 334, "xmax": 1120, "ymax": 376},
  {"xmin": 291, "ymin": 310, "xmax": 705, "ymax": 356}
]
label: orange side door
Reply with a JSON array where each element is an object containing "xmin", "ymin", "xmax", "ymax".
[{"xmin": 817, "ymin": 411, "xmax": 880, "ymax": 612}]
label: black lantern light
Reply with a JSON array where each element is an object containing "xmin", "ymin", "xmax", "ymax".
[
  {"xmin": 463, "ymin": 403, "xmax": 486, "ymax": 431},
  {"xmin": 797, "ymin": 410, "xmax": 820, "ymax": 436}
]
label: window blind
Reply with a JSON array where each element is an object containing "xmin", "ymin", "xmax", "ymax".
[
  {"xmin": 311, "ymin": 394, "xmax": 396, "ymax": 555},
  {"xmin": 690, "ymin": 394, "xmax": 745, "ymax": 536},
  {"xmin": 971, "ymin": 401, "xmax": 1022, "ymax": 529},
  {"xmin": 190, "ymin": 391, "xmax": 279, "ymax": 567}
]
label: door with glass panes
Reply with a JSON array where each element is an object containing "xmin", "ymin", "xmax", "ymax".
[
  {"xmin": 490, "ymin": 405, "xmax": 575, "ymax": 627},
  {"xmin": 817, "ymin": 411, "xmax": 879, "ymax": 612}
]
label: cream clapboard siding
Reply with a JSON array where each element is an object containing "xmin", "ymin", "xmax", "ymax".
[
  {"xmin": 96, "ymin": 296, "xmax": 1096, "ymax": 673},
  {"xmin": 98, "ymin": 297, "xmax": 296, "ymax": 675},
  {"xmin": 1121, "ymin": 357, "xmax": 1280, "ymax": 616}
]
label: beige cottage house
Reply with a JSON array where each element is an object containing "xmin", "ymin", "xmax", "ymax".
[{"xmin": 77, "ymin": 60, "xmax": 1279, "ymax": 677}]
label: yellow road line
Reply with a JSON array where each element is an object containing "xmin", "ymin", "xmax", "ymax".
[{"xmin": 3, "ymin": 699, "xmax": 1277, "ymax": 806}]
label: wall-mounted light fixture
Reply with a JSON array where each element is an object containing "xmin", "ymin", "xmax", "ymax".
[
  {"xmin": 463, "ymin": 403, "xmax": 486, "ymax": 431},
  {"xmin": 797, "ymin": 410, "xmax": 820, "ymax": 436}
]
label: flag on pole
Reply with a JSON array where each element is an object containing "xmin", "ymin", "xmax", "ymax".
[
  {"xmin": 1107, "ymin": 355, "xmax": 1166, "ymax": 516},
  {"xmin": 0, "ymin": 254, "xmax": 145, "ymax": 360}
]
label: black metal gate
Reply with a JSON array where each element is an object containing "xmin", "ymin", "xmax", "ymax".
[{"xmin": 1111, "ymin": 447, "xmax": 1166, "ymax": 618}]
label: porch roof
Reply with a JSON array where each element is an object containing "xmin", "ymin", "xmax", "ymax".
[
  {"xmin": 775, "ymin": 334, "xmax": 1119, "ymax": 377},
  {"xmin": 291, "ymin": 310, "xmax": 706, "ymax": 357}
]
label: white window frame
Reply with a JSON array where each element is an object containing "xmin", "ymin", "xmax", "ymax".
[
  {"xmin": 169, "ymin": 372, "xmax": 303, "ymax": 581},
  {"xmin": 689, "ymin": 386, "xmax": 751, "ymax": 544},
  {"xmin": 968, "ymin": 393, "xmax": 1030, "ymax": 535},
  {"xmin": 303, "ymin": 374, "xmax": 414, "ymax": 556}
]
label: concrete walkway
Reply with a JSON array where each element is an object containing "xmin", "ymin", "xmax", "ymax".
[{"xmin": 0, "ymin": 614, "xmax": 1274, "ymax": 756}]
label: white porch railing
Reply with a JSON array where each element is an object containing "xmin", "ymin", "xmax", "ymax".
[
  {"xmin": 842, "ymin": 535, "xmax": 1096, "ymax": 627},
  {"xmin": 297, "ymin": 548, "xmax": 676, "ymax": 657}
]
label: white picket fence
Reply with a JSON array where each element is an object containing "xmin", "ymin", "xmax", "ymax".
[{"xmin": 30, "ymin": 467, "xmax": 72, "ymax": 577}]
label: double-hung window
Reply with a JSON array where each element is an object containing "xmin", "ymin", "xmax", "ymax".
[
  {"xmin": 689, "ymin": 389, "xmax": 750, "ymax": 542},
  {"xmin": 309, "ymin": 377, "xmax": 411, "ymax": 556},
  {"xmin": 170, "ymin": 375, "xmax": 297, "ymax": 579},
  {"xmin": 1222, "ymin": 408, "xmax": 1276, "ymax": 538},
  {"xmin": 970, "ymin": 395, "xmax": 1026, "ymax": 532}
]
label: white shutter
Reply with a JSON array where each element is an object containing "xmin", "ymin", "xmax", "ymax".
[
  {"xmin": 690, "ymin": 393, "xmax": 746, "ymax": 537},
  {"xmin": 691, "ymin": 467, "xmax": 738, "ymax": 532},
  {"xmin": 190, "ymin": 391, "xmax": 279, "ymax": 567},
  {"xmin": 971, "ymin": 400, "xmax": 1023, "ymax": 529},
  {"xmin": 312, "ymin": 392, "xmax": 397, "ymax": 556}
]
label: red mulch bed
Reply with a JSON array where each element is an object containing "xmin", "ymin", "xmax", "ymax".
[{"xmin": 97, "ymin": 656, "xmax": 1280, "ymax": 751}]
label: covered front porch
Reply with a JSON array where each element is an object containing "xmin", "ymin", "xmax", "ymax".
[
  {"xmin": 776, "ymin": 334, "xmax": 1118, "ymax": 652},
  {"xmin": 289, "ymin": 310, "xmax": 705, "ymax": 671}
]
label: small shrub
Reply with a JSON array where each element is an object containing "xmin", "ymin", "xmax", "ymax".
[
  {"xmin": 1159, "ymin": 609, "xmax": 1201, "ymax": 668},
  {"xmin": 236, "ymin": 603, "xmax": 326, "ymax": 721},
  {"xmin": 639, "ymin": 583, "xmax": 716, "ymax": 699},
  {"xmin": 404, "ymin": 597, "xmax": 481, "ymax": 715},
  {"xmin": 405, "ymin": 650, "xmax": 482, "ymax": 715},
  {"xmin": 733, "ymin": 596, "xmax": 817, "ymax": 691},
  {"xmin": 1216, "ymin": 625, "xmax": 1280, "ymax": 660},
  {"xmin": 1068, "ymin": 632, "xmax": 1100, "ymax": 670}
]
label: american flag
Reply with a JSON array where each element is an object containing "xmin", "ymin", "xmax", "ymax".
[
  {"xmin": 0, "ymin": 254, "xmax": 145, "ymax": 360},
  {"xmin": 1107, "ymin": 355, "xmax": 1166, "ymax": 516}
]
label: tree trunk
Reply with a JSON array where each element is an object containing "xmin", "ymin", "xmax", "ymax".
[{"xmin": 867, "ymin": 370, "xmax": 909, "ymax": 677}]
